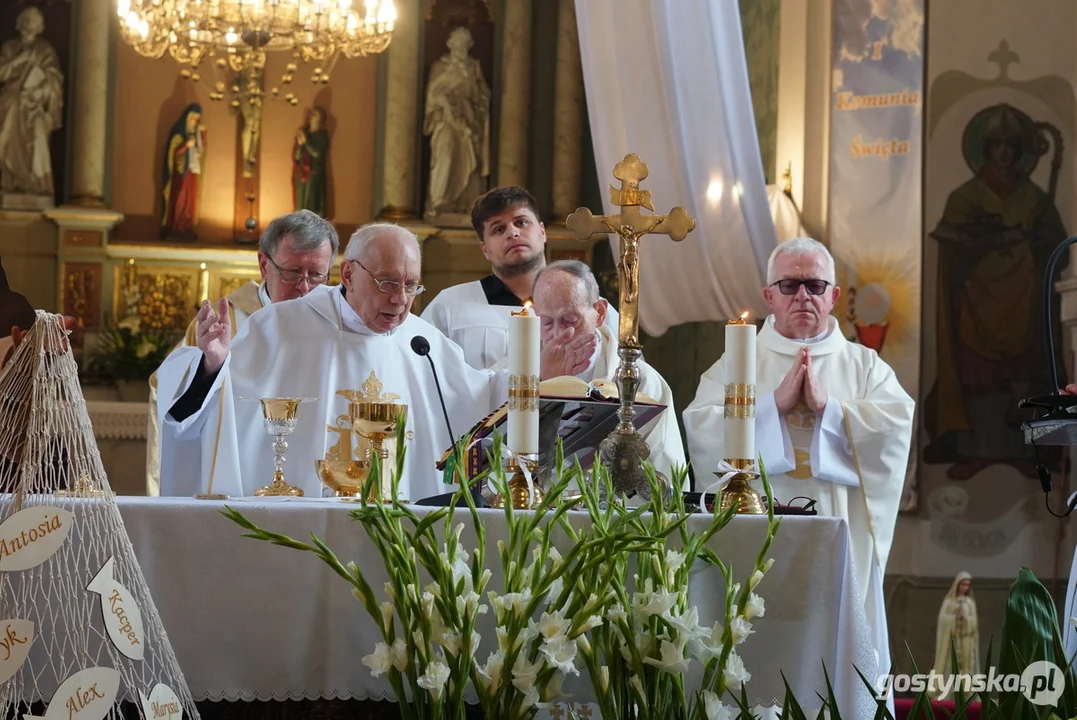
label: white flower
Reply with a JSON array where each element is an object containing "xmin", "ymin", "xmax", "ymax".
[
  {"xmin": 643, "ymin": 638, "xmax": 691, "ymax": 674},
  {"xmin": 477, "ymin": 651, "xmax": 505, "ymax": 693},
  {"xmin": 417, "ymin": 660, "xmax": 451, "ymax": 700},
  {"xmin": 632, "ymin": 589, "xmax": 678, "ymax": 621},
  {"xmin": 723, "ymin": 651, "xmax": 751, "ymax": 691},
  {"xmin": 744, "ymin": 592, "xmax": 766, "ymax": 620},
  {"xmin": 607, "ymin": 604, "xmax": 628, "ymax": 625},
  {"xmin": 599, "ymin": 666, "xmax": 610, "ymax": 694},
  {"xmin": 361, "ymin": 642, "xmax": 392, "ymax": 677},
  {"xmin": 422, "ymin": 591, "xmax": 435, "ymax": 618},
  {"xmin": 668, "ymin": 605, "xmax": 708, "ymax": 642},
  {"xmin": 702, "ymin": 690, "xmax": 735, "ymax": 720},
  {"xmin": 576, "ymin": 633, "xmax": 592, "ymax": 656},
  {"xmin": 438, "ymin": 629, "xmax": 461, "ymax": 656},
  {"xmin": 536, "ymin": 609, "xmax": 571, "ymax": 640},
  {"xmin": 574, "ymin": 613, "xmax": 603, "ymax": 636},
  {"xmin": 540, "ymin": 634, "xmax": 580, "ymax": 675},
  {"xmin": 380, "ymin": 601, "xmax": 394, "ymax": 630},
  {"xmin": 730, "ymin": 616, "xmax": 754, "ymax": 645},
  {"xmin": 457, "ymin": 590, "xmax": 481, "ymax": 618},
  {"xmin": 547, "ymin": 575, "xmax": 564, "ymax": 600},
  {"xmin": 763, "ymin": 557, "xmax": 775, "ymax": 573},
  {"xmin": 748, "ymin": 569, "xmax": 765, "ymax": 591},
  {"xmin": 549, "ymin": 546, "xmax": 563, "ymax": 564},
  {"xmin": 628, "ymin": 674, "xmax": 646, "ymax": 700},
  {"xmin": 511, "ymin": 654, "xmax": 545, "ymax": 695},
  {"xmin": 688, "ymin": 621, "xmax": 724, "ymax": 662},
  {"xmin": 389, "ymin": 639, "xmax": 408, "ymax": 672},
  {"xmin": 665, "ymin": 549, "xmax": 686, "ymax": 573}
]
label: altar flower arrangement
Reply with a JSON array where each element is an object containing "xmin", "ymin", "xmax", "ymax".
[
  {"xmin": 224, "ymin": 423, "xmax": 656, "ymax": 720},
  {"xmin": 570, "ymin": 462, "xmax": 780, "ymax": 720}
]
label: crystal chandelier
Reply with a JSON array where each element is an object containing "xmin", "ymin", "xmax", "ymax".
[{"xmin": 115, "ymin": 0, "xmax": 396, "ymax": 105}]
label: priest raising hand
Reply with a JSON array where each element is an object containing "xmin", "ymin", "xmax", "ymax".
[
  {"xmin": 683, "ymin": 237, "xmax": 914, "ymax": 680},
  {"xmin": 194, "ymin": 297, "xmax": 231, "ymax": 374},
  {"xmin": 155, "ymin": 221, "xmax": 589, "ymax": 502},
  {"xmin": 540, "ymin": 324, "xmax": 598, "ymax": 379}
]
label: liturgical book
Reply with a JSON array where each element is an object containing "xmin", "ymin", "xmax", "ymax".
[{"xmin": 437, "ymin": 375, "xmax": 665, "ymax": 481}]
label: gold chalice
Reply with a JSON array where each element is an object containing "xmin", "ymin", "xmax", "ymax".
[
  {"xmin": 315, "ymin": 459, "xmax": 371, "ymax": 498},
  {"xmin": 349, "ymin": 401, "xmax": 408, "ymax": 503},
  {"xmin": 254, "ymin": 397, "xmax": 312, "ymax": 497}
]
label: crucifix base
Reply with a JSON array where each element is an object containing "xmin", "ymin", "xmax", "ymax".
[{"xmin": 599, "ymin": 346, "xmax": 670, "ymax": 503}]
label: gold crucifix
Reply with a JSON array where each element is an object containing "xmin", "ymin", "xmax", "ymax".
[{"xmin": 566, "ymin": 153, "xmax": 696, "ymax": 348}]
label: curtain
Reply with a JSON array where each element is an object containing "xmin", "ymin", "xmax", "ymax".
[{"xmin": 575, "ymin": 0, "xmax": 780, "ymax": 336}]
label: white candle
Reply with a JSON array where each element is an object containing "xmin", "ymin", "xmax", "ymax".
[
  {"xmin": 724, "ymin": 312, "xmax": 756, "ymax": 463},
  {"xmin": 508, "ymin": 302, "xmax": 541, "ymax": 456}
]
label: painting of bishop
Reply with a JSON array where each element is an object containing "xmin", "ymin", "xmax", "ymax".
[
  {"xmin": 161, "ymin": 103, "xmax": 207, "ymax": 240},
  {"xmin": 924, "ymin": 103, "xmax": 1067, "ymax": 481}
]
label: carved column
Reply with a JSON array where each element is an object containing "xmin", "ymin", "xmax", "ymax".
[
  {"xmin": 551, "ymin": 0, "xmax": 583, "ymax": 220},
  {"xmin": 497, "ymin": 0, "xmax": 532, "ymax": 187},
  {"xmin": 377, "ymin": 0, "xmax": 421, "ymax": 219},
  {"xmin": 68, "ymin": 0, "xmax": 111, "ymax": 207}
]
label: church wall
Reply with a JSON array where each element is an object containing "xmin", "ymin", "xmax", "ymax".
[
  {"xmin": 739, "ymin": 0, "xmax": 780, "ymax": 184},
  {"xmin": 111, "ymin": 46, "xmax": 378, "ymax": 244}
]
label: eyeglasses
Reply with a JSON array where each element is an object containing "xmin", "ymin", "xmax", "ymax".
[
  {"xmin": 267, "ymin": 255, "xmax": 329, "ymax": 286},
  {"xmin": 770, "ymin": 279, "xmax": 831, "ymax": 296},
  {"xmin": 355, "ymin": 260, "xmax": 425, "ymax": 296}
]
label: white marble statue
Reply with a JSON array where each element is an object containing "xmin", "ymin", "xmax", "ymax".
[
  {"xmin": 0, "ymin": 7, "xmax": 63, "ymax": 208},
  {"xmin": 423, "ymin": 27, "xmax": 490, "ymax": 223}
]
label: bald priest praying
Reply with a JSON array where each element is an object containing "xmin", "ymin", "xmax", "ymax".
[
  {"xmin": 683, "ymin": 238, "xmax": 914, "ymax": 660},
  {"xmin": 155, "ymin": 222, "xmax": 597, "ymax": 500}
]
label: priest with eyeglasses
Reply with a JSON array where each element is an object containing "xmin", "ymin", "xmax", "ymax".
[
  {"xmin": 154, "ymin": 222, "xmax": 596, "ymax": 501},
  {"xmin": 683, "ymin": 237, "xmax": 914, "ymax": 674}
]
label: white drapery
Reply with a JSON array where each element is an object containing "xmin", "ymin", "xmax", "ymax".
[{"xmin": 575, "ymin": 0, "xmax": 780, "ymax": 336}]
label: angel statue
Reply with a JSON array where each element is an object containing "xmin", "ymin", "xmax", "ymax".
[{"xmin": 931, "ymin": 571, "xmax": 979, "ymax": 697}]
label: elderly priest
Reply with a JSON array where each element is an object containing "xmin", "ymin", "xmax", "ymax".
[
  {"xmin": 155, "ymin": 223, "xmax": 597, "ymax": 500},
  {"xmin": 683, "ymin": 237, "xmax": 914, "ymax": 664},
  {"xmin": 527, "ymin": 260, "xmax": 685, "ymax": 481}
]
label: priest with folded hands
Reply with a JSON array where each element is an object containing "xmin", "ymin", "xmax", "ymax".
[
  {"xmin": 155, "ymin": 222, "xmax": 596, "ymax": 500},
  {"xmin": 683, "ymin": 237, "xmax": 914, "ymax": 671}
]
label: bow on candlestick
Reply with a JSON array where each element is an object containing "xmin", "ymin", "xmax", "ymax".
[{"xmin": 1018, "ymin": 235, "xmax": 1077, "ymax": 517}]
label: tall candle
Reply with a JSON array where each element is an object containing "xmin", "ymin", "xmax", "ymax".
[
  {"xmin": 508, "ymin": 302, "xmax": 541, "ymax": 455},
  {"xmin": 724, "ymin": 312, "xmax": 756, "ymax": 463}
]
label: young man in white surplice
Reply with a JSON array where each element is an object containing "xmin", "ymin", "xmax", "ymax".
[
  {"xmin": 155, "ymin": 223, "xmax": 597, "ymax": 501},
  {"xmin": 683, "ymin": 237, "xmax": 915, "ymax": 674},
  {"xmin": 421, "ymin": 186, "xmax": 619, "ymax": 370}
]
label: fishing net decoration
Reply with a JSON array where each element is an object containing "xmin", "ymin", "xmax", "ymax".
[{"xmin": 0, "ymin": 311, "xmax": 199, "ymax": 720}]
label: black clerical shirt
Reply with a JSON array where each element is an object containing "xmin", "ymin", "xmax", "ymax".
[{"xmin": 479, "ymin": 274, "xmax": 529, "ymax": 306}]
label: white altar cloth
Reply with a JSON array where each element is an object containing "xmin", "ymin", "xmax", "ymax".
[{"xmin": 114, "ymin": 497, "xmax": 880, "ymax": 715}]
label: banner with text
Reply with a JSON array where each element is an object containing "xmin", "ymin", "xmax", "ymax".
[{"xmin": 828, "ymin": 0, "xmax": 924, "ymax": 508}]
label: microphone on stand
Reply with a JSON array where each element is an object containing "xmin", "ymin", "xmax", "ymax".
[
  {"xmin": 411, "ymin": 335, "xmax": 486, "ymax": 508},
  {"xmin": 410, "ymin": 335, "xmax": 456, "ymax": 446}
]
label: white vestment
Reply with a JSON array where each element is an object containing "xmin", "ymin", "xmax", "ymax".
[
  {"xmin": 421, "ymin": 280, "xmax": 621, "ymax": 370},
  {"xmin": 156, "ymin": 285, "xmax": 508, "ymax": 500},
  {"xmin": 683, "ymin": 315, "xmax": 914, "ymax": 674},
  {"xmin": 146, "ymin": 281, "xmax": 266, "ymax": 496},
  {"xmin": 588, "ymin": 326, "xmax": 686, "ymax": 483}
]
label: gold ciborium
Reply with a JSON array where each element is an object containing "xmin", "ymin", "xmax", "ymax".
[
  {"xmin": 349, "ymin": 401, "xmax": 407, "ymax": 503},
  {"xmin": 315, "ymin": 459, "xmax": 371, "ymax": 498},
  {"xmin": 254, "ymin": 397, "xmax": 309, "ymax": 497},
  {"xmin": 718, "ymin": 458, "xmax": 765, "ymax": 515}
]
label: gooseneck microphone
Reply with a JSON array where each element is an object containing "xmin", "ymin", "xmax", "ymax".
[{"xmin": 410, "ymin": 335, "xmax": 456, "ymax": 447}]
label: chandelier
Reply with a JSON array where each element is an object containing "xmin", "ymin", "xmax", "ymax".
[{"xmin": 115, "ymin": 0, "xmax": 396, "ymax": 105}]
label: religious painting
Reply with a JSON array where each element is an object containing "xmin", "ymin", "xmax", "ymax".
[
  {"xmin": 293, "ymin": 106, "xmax": 329, "ymax": 218},
  {"xmin": 420, "ymin": 0, "xmax": 494, "ymax": 228},
  {"xmin": 827, "ymin": 0, "xmax": 924, "ymax": 511},
  {"xmin": 918, "ymin": 0, "xmax": 1076, "ymax": 578},
  {"xmin": 161, "ymin": 103, "xmax": 207, "ymax": 241}
]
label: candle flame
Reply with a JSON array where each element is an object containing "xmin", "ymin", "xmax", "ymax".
[
  {"xmin": 512, "ymin": 300, "xmax": 533, "ymax": 317},
  {"xmin": 729, "ymin": 311, "xmax": 750, "ymax": 325},
  {"xmin": 740, "ymin": 311, "xmax": 749, "ymax": 321}
]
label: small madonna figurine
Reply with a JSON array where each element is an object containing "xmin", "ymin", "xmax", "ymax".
[{"xmin": 932, "ymin": 571, "xmax": 979, "ymax": 695}]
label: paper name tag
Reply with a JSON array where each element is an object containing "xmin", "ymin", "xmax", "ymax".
[
  {"xmin": 139, "ymin": 684, "xmax": 183, "ymax": 720},
  {"xmin": 0, "ymin": 619, "xmax": 33, "ymax": 683},
  {"xmin": 87, "ymin": 557, "xmax": 144, "ymax": 660},
  {"xmin": 0, "ymin": 507, "xmax": 72, "ymax": 571},
  {"xmin": 23, "ymin": 666, "xmax": 120, "ymax": 720}
]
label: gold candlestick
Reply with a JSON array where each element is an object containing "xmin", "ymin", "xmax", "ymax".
[
  {"xmin": 490, "ymin": 454, "xmax": 542, "ymax": 509},
  {"xmin": 718, "ymin": 458, "xmax": 765, "ymax": 515},
  {"xmin": 349, "ymin": 401, "xmax": 407, "ymax": 503}
]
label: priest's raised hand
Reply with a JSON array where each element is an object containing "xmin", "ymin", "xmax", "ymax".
[
  {"xmin": 194, "ymin": 297, "xmax": 232, "ymax": 374},
  {"xmin": 539, "ymin": 325, "xmax": 598, "ymax": 379}
]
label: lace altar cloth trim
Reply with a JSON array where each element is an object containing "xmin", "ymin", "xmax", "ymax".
[{"xmin": 86, "ymin": 401, "xmax": 149, "ymax": 440}]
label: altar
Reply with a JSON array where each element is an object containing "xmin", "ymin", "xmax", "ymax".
[{"xmin": 114, "ymin": 496, "xmax": 884, "ymax": 717}]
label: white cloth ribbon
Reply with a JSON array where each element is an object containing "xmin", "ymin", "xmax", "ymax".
[{"xmin": 700, "ymin": 459, "xmax": 757, "ymax": 514}]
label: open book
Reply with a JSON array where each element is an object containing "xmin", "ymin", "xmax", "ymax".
[{"xmin": 437, "ymin": 375, "xmax": 665, "ymax": 481}]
